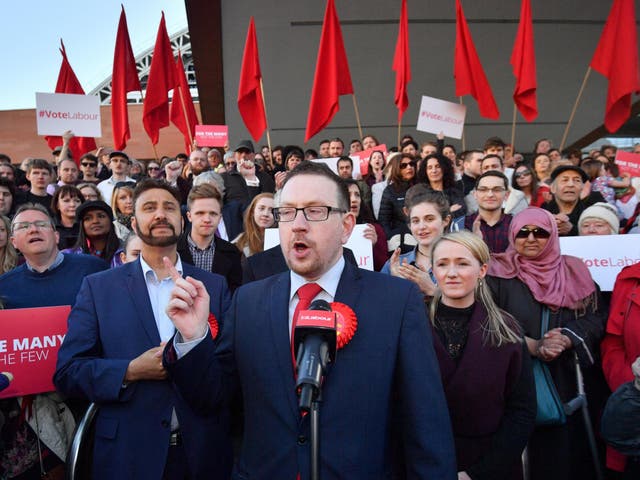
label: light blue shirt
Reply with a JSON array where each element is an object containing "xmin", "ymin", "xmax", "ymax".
[{"xmin": 139, "ymin": 254, "xmax": 183, "ymax": 343}]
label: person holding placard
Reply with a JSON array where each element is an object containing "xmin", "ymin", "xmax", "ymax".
[{"xmin": 0, "ymin": 203, "xmax": 106, "ymax": 479}]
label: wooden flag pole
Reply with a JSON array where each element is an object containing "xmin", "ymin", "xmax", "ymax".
[
  {"xmin": 459, "ymin": 97, "xmax": 466, "ymax": 151},
  {"xmin": 177, "ymin": 83, "xmax": 195, "ymax": 154},
  {"xmin": 139, "ymin": 88, "xmax": 160, "ymax": 161},
  {"xmin": 397, "ymin": 120, "xmax": 402, "ymax": 150},
  {"xmin": 351, "ymin": 94, "xmax": 364, "ymax": 140},
  {"xmin": 259, "ymin": 78, "xmax": 273, "ymax": 162},
  {"xmin": 510, "ymin": 103, "xmax": 517, "ymax": 154},
  {"xmin": 560, "ymin": 67, "xmax": 592, "ymax": 152}
]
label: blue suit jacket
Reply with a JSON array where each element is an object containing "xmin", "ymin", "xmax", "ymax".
[
  {"xmin": 168, "ymin": 260, "xmax": 456, "ymax": 479},
  {"xmin": 54, "ymin": 260, "xmax": 233, "ymax": 480}
]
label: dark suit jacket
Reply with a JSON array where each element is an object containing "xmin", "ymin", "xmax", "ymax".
[
  {"xmin": 167, "ymin": 261, "xmax": 456, "ymax": 479},
  {"xmin": 177, "ymin": 234, "xmax": 243, "ymax": 292},
  {"xmin": 221, "ymin": 199, "xmax": 244, "ymax": 241},
  {"xmin": 54, "ymin": 260, "xmax": 233, "ymax": 480},
  {"xmin": 222, "ymin": 170, "xmax": 275, "ymax": 209}
]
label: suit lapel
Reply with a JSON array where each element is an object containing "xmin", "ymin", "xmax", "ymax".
[
  {"xmin": 334, "ymin": 261, "xmax": 363, "ymax": 309},
  {"xmin": 126, "ymin": 260, "xmax": 161, "ymax": 345},
  {"xmin": 212, "ymin": 238, "xmax": 231, "ymax": 276},
  {"xmin": 268, "ymin": 273, "xmax": 300, "ymax": 419}
]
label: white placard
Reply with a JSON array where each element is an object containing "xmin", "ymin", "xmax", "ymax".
[
  {"xmin": 416, "ymin": 95, "xmax": 466, "ymax": 139},
  {"xmin": 35, "ymin": 92, "xmax": 101, "ymax": 137},
  {"xmin": 264, "ymin": 224, "xmax": 374, "ymax": 271},
  {"xmin": 559, "ymin": 234, "xmax": 640, "ymax": 291}
]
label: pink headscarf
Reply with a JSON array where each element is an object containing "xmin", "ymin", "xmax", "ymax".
[{"xmin": 489, "ymin": 207, "xmax": 595, "ymax": 309}]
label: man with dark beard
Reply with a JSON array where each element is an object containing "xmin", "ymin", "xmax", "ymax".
[{"xmin": 54, "ymin": 179, "xmax": 233, "ymax": 480}]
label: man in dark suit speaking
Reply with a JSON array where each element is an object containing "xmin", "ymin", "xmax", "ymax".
[{"xmin": 165, "ymin": 162, "xmax": 456, "ymax": 479}]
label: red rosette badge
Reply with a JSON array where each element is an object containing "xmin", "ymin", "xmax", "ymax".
[
  {"xmin": 330, "ymin": 302, "xmax": 357, "ymax": 350},
  {"xmin": 208, "ymin": 313, "xmax": 219, "ymax": 339}
]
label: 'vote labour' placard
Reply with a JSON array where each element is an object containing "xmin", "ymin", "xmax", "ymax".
[{"xmin": 416, "ymin": 95, "xmax": 466, "ymax": 139}]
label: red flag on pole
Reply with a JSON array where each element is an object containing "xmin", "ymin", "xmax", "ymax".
[
  {"xmin": 142, "ymin": 12, "xmax": 176, "ymax": 145},
  {"xmin": 590, "ymin": 0, "xmax": 640, "ymax": 133},
  {"xmin": 111, "ymin": 5, "xmax": 141, "ymax": 151},
  {"xmin": 45, "ymin": 40, "xmax": 97, "ymax": 158},
  {"xmin": 392, "ymin": 0, "xmax": 411, "ymax": 123},
  {"xmin": 454, "ymin": 0, "xmax": 499, "ymax": 120},
  {"xmin": 304, "ymin": 0, "xmax": 354, "ymax": 143},
  {"xmin": 511, "ymin": 0, "xmax": 538, "ymax": 121},
  {"xmin": 237, "ymin": 17, "xmax": 267, "ymax": 142},
  {"xmin": 171, "ymin": 51, "xmax": 199, "ymax": 153}
]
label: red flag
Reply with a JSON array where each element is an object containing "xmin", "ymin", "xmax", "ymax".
[
  {"xmin": 454, "ymin": 0, "xmax": 499, "ymax": 120},
  {"xmin": 45, "ymin": 40, "xmax": 97, "ymax": 158},
  {"xmin": 392, "ymin": 0, "xmax": 411, "ymax": 123},
  {"xmin": 590, "ymin": 0, "xmax": 640, "ymax": 133},
  {"xmin": 111, "ymin": 6, "xmax": 141, "ymax": 151},
  {"xmin": 142, "ymin": 12, "xmax": 176, "ymax": 145},
  {"xmin": 304, "ymin": 0, "xmax": 354, "ymax": 142},
  {"xmin": 171, "ymin": 51, "xmax": 199, "ymax": 153},
  {"xmin": 511, "ymin": 0, "xmax": 538, "ymax": 121},
  {"xmin": 237, "ymin": 17, "xmax": 267, "ymax": 142}
]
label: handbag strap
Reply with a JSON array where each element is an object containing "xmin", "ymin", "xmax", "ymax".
[{"xmin": 540, "ymin": 307, "xmax": 550, "ymax": 336}]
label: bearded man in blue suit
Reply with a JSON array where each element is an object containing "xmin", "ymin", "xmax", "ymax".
[
  {"xmin": 55, "ymin": 180, "xmax": 232, "ymax": 480},
  {"xmin": 165, "ymin": 162, "xmax": 456, "ymax": 479}
]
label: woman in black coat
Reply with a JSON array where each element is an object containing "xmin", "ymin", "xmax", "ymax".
[{"xmin": 378, "ymin": 153, "xmax": 416, "ymax": 253}]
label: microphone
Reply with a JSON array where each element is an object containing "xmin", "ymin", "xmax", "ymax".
[
  {"xmin": 294, "ymin": 299, "xmax": 337, "ymax": 411},
  {"xmin": 0, "ymin": 372, "xmax": 13, "ymax": 392}
]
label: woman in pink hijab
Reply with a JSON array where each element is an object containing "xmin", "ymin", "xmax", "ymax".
[{"xmin": 487, "ymin": 207, "xmax": 607, "ymax": 480}]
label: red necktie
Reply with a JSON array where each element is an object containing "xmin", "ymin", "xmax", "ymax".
[{"xmin": 291, "ymin": 283, "xmax": 323, "ymax": 372}]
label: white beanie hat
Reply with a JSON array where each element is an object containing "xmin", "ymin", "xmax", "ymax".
[{"xmin": 578, "ymin": 202, "xmax": 619, "ymax": 234}]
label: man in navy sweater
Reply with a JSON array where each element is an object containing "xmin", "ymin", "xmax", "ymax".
[
  {"xmin": 0, "ymin": 203, "xmax": 106, "ymax": 479},
  {"xmin": 0, "ymin": 203, "xmax": 107, "ymax": 309}
]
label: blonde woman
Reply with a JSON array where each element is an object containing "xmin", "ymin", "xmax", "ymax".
[
  {"xmin": 430, "ymin": 231, "xmax": 535, "ymax": 479},
  {"xmin": 0, "ymin": 215, "xmax": 18, "ymax": 274}
]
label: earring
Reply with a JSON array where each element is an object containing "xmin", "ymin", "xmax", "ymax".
[{"xmin": 478, "ymin": 278, "xmax": 484, "ymax": 287}]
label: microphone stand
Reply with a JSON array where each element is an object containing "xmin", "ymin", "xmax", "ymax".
[{"xmin": 310, "ymin": 392, "xmax": 322, "ymax": 480}]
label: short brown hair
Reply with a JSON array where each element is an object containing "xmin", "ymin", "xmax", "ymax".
[
  {"xmin": 187, "ymin": 183, "xmax": 222, "ymax": 210},
  {"xmin": 27, "ymin": 158, "xmax": 53, "ymax": 175}
]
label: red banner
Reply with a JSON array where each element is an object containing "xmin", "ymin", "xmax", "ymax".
[
  {"xmin": 0, "ymin": 306, "xmax": 70, "ymax": 399},
  {"xmin": 195, "ymin": 125, "xmax": 229, "ymax": 147},
  {"xmin": 615, "ymin": 150, "xmax": 640, "ymax": 177}
]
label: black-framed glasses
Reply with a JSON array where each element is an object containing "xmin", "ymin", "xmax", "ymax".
[
  {"xmin": 225, "ymin": 161, "xmax": 237, "ymax": 167},
  {"xmin": 81, "ymin": 162, "xmax": 97, "ymax": 167},
  {"xmin": 115, "ymin": 181, "xmax": 136, "ymax": 188},
  {"xmin": 400, "ymin": 161, "xmax": 416, "ymax": 170},
  {"xmin": 273, "ymin": 206, "xmax": 346, "ymax": 222},
  {"xmin": 148, "ymin": 166, "xmax": 160, "ymax": 171},
  {"xmin": 515, "ymin": 226, "xmax": 551, "ymax": 239}
]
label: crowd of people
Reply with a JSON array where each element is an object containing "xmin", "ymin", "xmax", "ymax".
[{"xmin": 0, "ymin": 130, "xmax": 639, "ymax": 479}]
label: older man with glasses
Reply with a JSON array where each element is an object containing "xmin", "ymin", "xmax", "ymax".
[{"xmin": 0, "ymin": 203, "xmax": 106, "ymax": 478}]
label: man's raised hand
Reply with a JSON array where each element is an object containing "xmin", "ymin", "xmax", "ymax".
[{"xmin": 164, "ymin": 257, "xmax": 210, "ymax": 341}]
